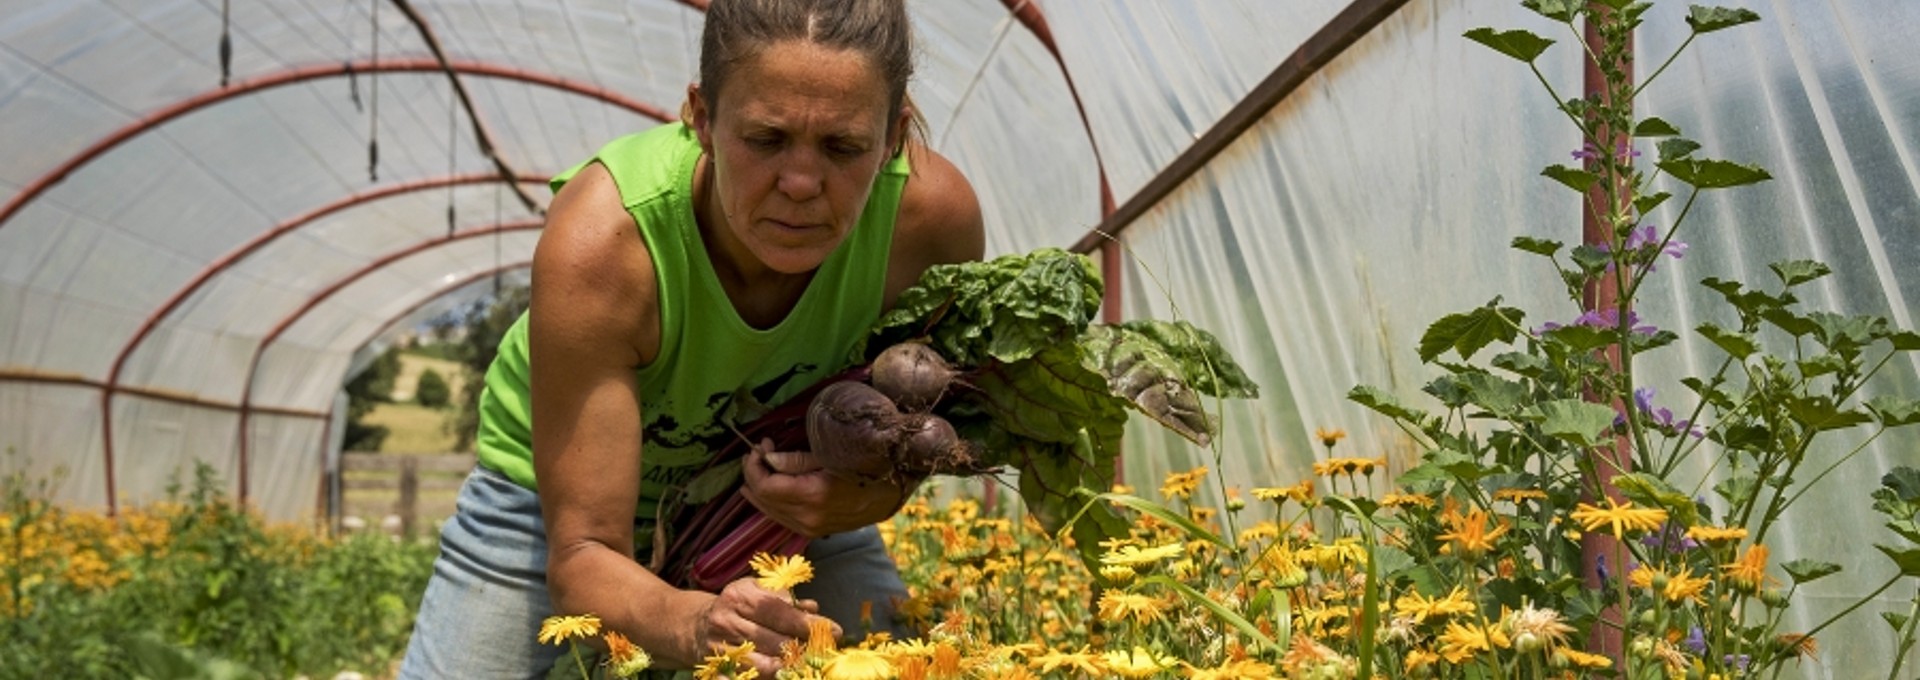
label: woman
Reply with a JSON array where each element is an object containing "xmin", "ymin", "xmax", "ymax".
[{"xmin": 398, "ymin": 0, "xmax": 984, "ymax": 676}]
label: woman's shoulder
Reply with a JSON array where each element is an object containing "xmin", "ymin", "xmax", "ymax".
[
  {"xmin": 890, "ymin": 143, "xmax": 986, "ymax": 283},
  {"xmin": 535, "ymin": 162, "xmax": 662, "ymax": 366}
]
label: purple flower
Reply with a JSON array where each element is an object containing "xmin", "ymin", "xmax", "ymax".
[
  {"xmin": 1623, "ymin": 225, "xmax": 1689, "ymax": 272},
  {"xmin": 1535, "ymin": 309, "xmax": 1659, "ymax": 336},
  {"xmin": 1685, "ymin": 627, "xmax": 1708, "ymax": 655},
  {"xmin": 1572, "ymin": 143, "xmax": 1602, "ymax": 162},
  {"xmin": 1641, "ymin": 521, "xmax": 1700, "ymax": 553},
  {"xmin": 1629, "ymin": 387, "xmax": 1706, "ymax": 439},
  {"xmin": 1616, "ymin": 142, "xmax": 1641, "ymax": 160},
  {"xmin": 1725, "ymin": 653, "xmax": 1751, "ymax": 671}
]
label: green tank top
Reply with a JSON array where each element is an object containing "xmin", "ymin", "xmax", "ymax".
[{"xmin": 474, "ymin": 123, "xmax": 908, "ymax": 524}]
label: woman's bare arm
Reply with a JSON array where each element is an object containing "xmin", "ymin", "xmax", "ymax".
[{"xmin": 533, "ymin": 164, "xmax": 818, "ymax": 672}]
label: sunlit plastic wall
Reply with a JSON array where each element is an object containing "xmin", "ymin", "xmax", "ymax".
[{"xmin": 1059, "ymin": 1, "xmax": 1916, "ymax": 677}]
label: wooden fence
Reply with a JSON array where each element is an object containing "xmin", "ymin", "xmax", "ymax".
[{"xmin": 336, "ymin": 452, "xmax": 474, "ymax": 538}]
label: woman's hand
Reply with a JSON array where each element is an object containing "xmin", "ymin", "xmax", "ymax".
[
  {"xmin": 741, "ymin": 438, "xmax": 911, "ymax": 536},
  {"xmin": 695, "ymin": 577, "xmax": 839, "ymax": 675}
]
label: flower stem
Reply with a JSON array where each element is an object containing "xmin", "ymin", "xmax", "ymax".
[
  {"xmin": 1630, "ymin": 33, "xmax": 1697, "ymax": 101},
  {"xmin": 1886, "ymin": 590, "xmax": 1920, "ymax": 680}
]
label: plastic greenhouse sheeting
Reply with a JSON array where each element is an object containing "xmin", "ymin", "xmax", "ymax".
[
  {"xmin": 1111, "ymin": 1, "xmax": 1916, "ymax": 677},
  {"xmin": 1, "ymin": 1, "xmax": 1915, "ymax": 676}
]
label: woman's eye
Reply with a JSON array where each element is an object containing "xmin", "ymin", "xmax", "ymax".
[{"xmin": 826, "ymin": 143, "xmax": 865, "ymax": 159}]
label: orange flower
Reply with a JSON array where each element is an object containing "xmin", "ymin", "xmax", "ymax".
[
  {"xmin": 1438, "ymin": 508, "xmax": 1510, "ymax": 560},
  {"xmin": 1723, "ymin": 543, "xmax": 1770, "ymax": 593},
  {"xmin": 1314, "ymin": 427, "xmax": 1348, "ymax": 448}
]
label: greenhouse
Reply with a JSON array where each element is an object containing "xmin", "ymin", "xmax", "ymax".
[{"xmin": 2, "ymin": 0, "xmax": 1916, "ymax": 677}]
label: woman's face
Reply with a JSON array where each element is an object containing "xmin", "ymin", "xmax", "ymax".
[{"xmin": 691, "ymin": 40, "xmax": 902, "ymax": 277}]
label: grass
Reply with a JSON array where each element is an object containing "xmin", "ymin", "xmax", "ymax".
[{"xmin": 362, "ymin": 402, "xmax": 457, "ymax": 453}]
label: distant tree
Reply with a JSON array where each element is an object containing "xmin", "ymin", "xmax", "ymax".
[
  {"xmin": 341, "ymin": 345, "xmax": 403, "ymax": 451},
  {"xmin": 415, "ymin": 368, "xmax": 450, "ymax": 408},
  {"xmin": 449, "ymin": 285, "xmax": 531, "ymax": 451}
]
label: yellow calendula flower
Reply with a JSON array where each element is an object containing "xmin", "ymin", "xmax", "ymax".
[
  {"xmin": 1188, "ymin": 657, "xmax": 1276, "ymax": 680},
  {"xmin": 1723, "ymin": 543, "xmax": 1770, "ymax": 593},
  {"xmin": 1251, "ymin": 480, "xmax": 1316, "ymax": 504},
  {"xmin": 1314, "ymin": 427, "xmax": 1348, "ymax": 448},
  {"xmin": 1492, "ymin": 487, "xmax": 1548, "ymax": 503},
  {"xmin": 1102, "ymin": 646, "xmax": 1174, "ymax": 679},
  {"xmin": 695, "ymin": 641, "xmax": 757, "ymax": 680},
  {"xmin": 1570, "ymin": 498, "xmax": 1668, "ymax": 537},
  {"xmin": 1100, "ymin": 541, "xmax": 1182, "ymax": 567},
  {"xmin": 1098, "ymin": 591, "xmax": 1168, "ymax": 625},
  {"xmin": 1553, "ymin": 647, "xmax": 1614, "ymax": 670},
  {"xmin": 750, "ymin": 552, "xmax": 815, "ymax": 592},
  {"xmin": 1381, "ymin": 492, "xmax": 1435, "ymax": 509},
  {"xmin": 602, "ymin": 631, "xmax": 653, "ymax": 678},
  {"xmin": 1685, "ymin": 525, "xmax": 1749, "ymax": 544},
  {"xmin": 1393, "ymin": 586, "xmax": 1477, "ymax": 625},
  {"xmin": 1159, "ymin": 466, "xmax": 1208, "ymax": 500},
  {"xmin": 1026, "ymin": 647, "xmax": 1103, "ymax": 675},
  {"xmin": 536, "ymin": 614, "xmax": 602, "ymax": 646},
  {"xmin": 823, "ymin": 648, "xmax": 896, "ymax": 680},
  {"xmin": 1438, "ymin": 621, "xmax": 1510, "ymax": 664},
  {"xmin": 1403, "ymin": 648, "xmax": 1441, "ymax": 676}
]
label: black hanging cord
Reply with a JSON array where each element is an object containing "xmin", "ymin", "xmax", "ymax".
[
  {"xmin": 367, "ymin": 0, "xmax": 380, "ymax": 182},
  {"xmin": 447, "ymin": 81, "xmax": 457, "ymax": 236},
  {"xmin": 346, "ymin": 60, "xmax": 361, "ymax": 112},
  {"xmin": 218, "ymin": 0, "xmax": 232, "ymax": 87}
]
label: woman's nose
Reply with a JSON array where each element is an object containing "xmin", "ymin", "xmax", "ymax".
[{"xmin": 776, "ymin": 154, "xmax": 824, "ymax": 201}]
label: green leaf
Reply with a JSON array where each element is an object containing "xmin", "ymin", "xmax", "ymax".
[
  {"xmin": 1633, "ymin": 191, "xmax": 1673, "ymax": 215},
  {"xmin": 1697, "ymin": 322, "xmax": 1759, "ymax": 358},
  {"xmin": 683, "ymin": 458, "xmax": 744, "ymax": 505},
  {"xmin": 1463, "ymin": 27, "xmax": 1556, "ymax": 63},
  {"xmin": 1542, "ymin": 324, "xmax": 1617, "ymax": 355},
  {"xmin": 1884, "ymin": 467, "xmax": 1920, "ymax": 502},
  {"xmin": 1658, "ymin": 137, "xmax": 1702, "ymax": 163},
  {"xmin": 1096, "ymin": 492, "xmax": 1228, "ymax": 548},
  {"xmin": 1714, "ymin": 474, "xmax": 1758, "ymax": 507},
  {"xmin": 863, "ymin": 247, "xmax": 1102, "ymax": 366},
  {"xmin": 1432, "ymin": 447, "xmax": 1495, "ymax": 484},
  {"xmin": 1782, "ymin": 559, "xmax": 1843, "ymax": 585},
  {"xmin": 1761, "ymin": 308, "xmax": 1818, "ymax": 337},
  {"xmin": 1569, "ymin": 245, "xmax": 1613, "ymax": 275},
  {"xmin": 1144, "ymin": 576, "xmax": 1277, "ymax": 653},
  {"xmin": 1687, "ymin": 5, "xmax": 1762, "ymax": 34},
  {"xmin": 1769, "ymin": 260, "xmax": 1832, "ymax": 288},
  {"xmin": 1876, "ymin": 544, "xmax": 1920, "ymax": 577},
  {"xmin": 1784, "ymin": 395, "xmax": 1873, "ymax": 431},
  {"xmin": 1080, "ymin": 321, "xmax": 1259, "ymax": 446},
  {"xmin": 1889, "ymin": 331, "xmax": 1920, "ymax": 351},
  {"xmin": 1458, "ymin": 372, "xmax": 1530, "ymax": 417},
  {"xmin": 1524, "ymin": 399, "xmax": 1619, "ymax": 447},
  {"xmin": 1423, "ymin": 375, "xmax": 1472, "ymax": 409},
  {"xmin": 1657, "ymin": 158, "xmax": 1773, "ymax": 189},
  {"xmin": 1809, "ymin": 311, "xmax": 1884, "ymax": 351},
  {"xmin": 1521, "ymin": 0, "xmax": 1584, "ymax": 21},
  {"xmin": 1511, "ymin": 236, "xmax": 1563, "ymax": 257},
  {"xmin": 1493, "ymin": 351, "xmax": 1549, "ymax": 378},
  {"xmin": 1883, "ymin": 611, "xmax": 1911, "ymax": 633},
  {"xmin": 1348, "ymin": 385, "xmax": 1429, "ymax": 424},
  {"xmin": 1542, "ymin": 164, "xmax": 1600, "ymax": 193},
  {"xmin": 1629, "ymin": 329, "xmax": 1678, "ymax": 353},
  {"xmin": 972, "ymin": 344, "xmax": 1130, "ymax": 451},
  {"xmin": 1681, "ymin": 376, "xmax": 1735, "ymax": 410},
  {"xmin": 1633, "ymin": 117, "xmax": 1681, "ymax": 137},
  {"xmin": 1799, "ymin": 354, "xmax": 1848, "ymax": 379},
  {"xmin": 1418, "ymin": 301, "xmax": 1524, "ymax": 363},
  {"xmin": 1614, "ymin": 473, "xmax": 1697, "ymax": 524}
]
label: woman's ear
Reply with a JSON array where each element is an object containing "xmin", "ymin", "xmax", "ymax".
[
  {"xmin": 686, "ymin": 83, "xmax": 713, "ymax": 152},
  {"xmin": 888, "ymin": 105, "xmax": 913, "ymax": 157}
]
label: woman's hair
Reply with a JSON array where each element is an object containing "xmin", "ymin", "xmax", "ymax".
[{"xmin": 686, "ymin": 0, "xmax": 926, "ymax": 150}]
